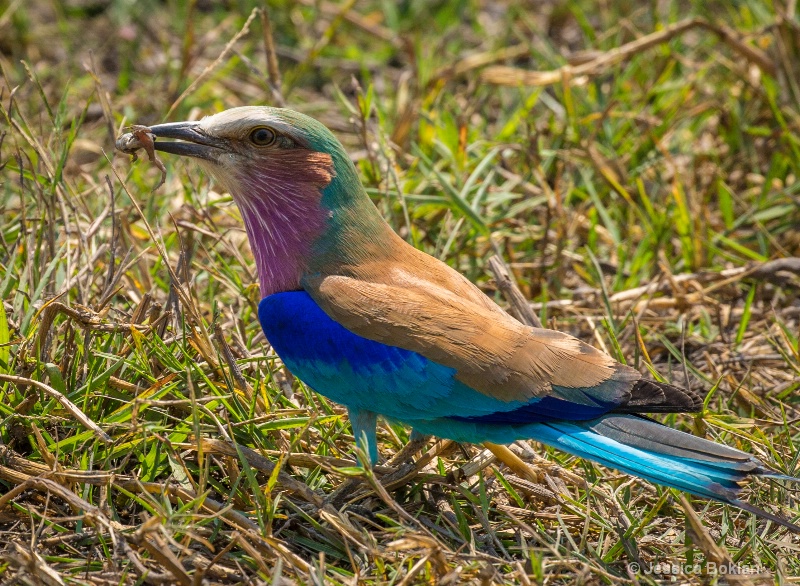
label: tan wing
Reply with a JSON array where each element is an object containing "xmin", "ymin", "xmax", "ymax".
[{"xmin": 304, "ymin": 273, "xmax": 640, "ymax": 406}]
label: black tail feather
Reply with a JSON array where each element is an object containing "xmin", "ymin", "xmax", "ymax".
[
  {"xmin": 613, "ymin": 379, "xmax": 703, "ymax": 414},
  {"xmin": 729, "ymin": 498, "xmax": 800, "ymax": 533}
]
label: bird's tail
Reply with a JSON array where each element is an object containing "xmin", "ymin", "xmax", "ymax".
[{"xmin": 517, "ymin": 414, "xmax": 799, "ymax": 530}]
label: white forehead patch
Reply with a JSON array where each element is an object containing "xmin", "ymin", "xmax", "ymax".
[{"xmin": 199, "ymin": 107, "xmax": 299, "ymax": 139}]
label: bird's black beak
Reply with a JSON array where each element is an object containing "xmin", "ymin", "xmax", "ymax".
[{"xmin": 148, "ymin": 122, "xmax": 227, "ymax": 161}]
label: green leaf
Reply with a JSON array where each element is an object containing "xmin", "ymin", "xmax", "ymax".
[
  {"xmin": 735, "ymin": 285, "xmax": 757, "ymax": 347},
  {"xmin": 0, "ymin": 300, "xmax": 9, "ymax": 373}
]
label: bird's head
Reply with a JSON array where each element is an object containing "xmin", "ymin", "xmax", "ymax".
[
  {"xmin": 141, "ymin": 106, "xmax": 385, "ymax": 295},
  {"xmin": 146, "ymin": 106, "xmax": 349, "ymax": 198}
]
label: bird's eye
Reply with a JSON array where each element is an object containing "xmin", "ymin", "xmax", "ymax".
[{"xmin": 249, "ymin": 127, "xmax": 276, "ymax": 146}]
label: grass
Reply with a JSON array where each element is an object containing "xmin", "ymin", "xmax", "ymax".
[{"xmin": 1, "ymin": 0, "xmax": 800, "ymax": 583}]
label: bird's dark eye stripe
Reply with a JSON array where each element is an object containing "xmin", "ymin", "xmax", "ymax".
[{"xmin": 249, "ymin": 127, "xmax": 277, "ymax": 146}]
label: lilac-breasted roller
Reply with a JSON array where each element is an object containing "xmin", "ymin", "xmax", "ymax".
[{"xmin": 117, "ymin": 107, "xmax": 798, "ymax": 530}]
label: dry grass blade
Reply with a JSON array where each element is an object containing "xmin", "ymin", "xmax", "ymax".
[
  {"xmin": 483, "ymin": 443, "xmax": 543, "ymax": 484},
  {"xmin": 166, "ymin": 7, "xmax": 261, "ymax": 119},
  {"xmin": 527, "ymin": 256, "xmax": 800, "ymax": 314},
  {"xmin": 297, "ymin": 0, "xmax": 402, "ymax": 48},
  {"xmin": 9, "ymin": 542, "xmax": 66, "ymax": 586},
  {"xmin": 259, "ymin": 6, "xmax": 286, "ymax": 106},
  {"xmin": 481, "ymin": 17, "xmax": 775, "ymax": 86},
  {"xmin": 132, "ymin": 522, "xmax": 193, "ymax": 586},
  {"xmin": 487, "ymin": 255, "xmax": 543, "ymax": 328},
  {"xmin": 0, "ymin": 374, "xmax": 111, "ymax": 443},
  {"xmin": 198, "ymin": 437, "xmax": 324, "ymax": 507},
  {"xmin": 677, "ymin": 495, "xmax": 768, "ymax": 585}
]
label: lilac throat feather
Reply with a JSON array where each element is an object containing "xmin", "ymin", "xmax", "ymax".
[{"xmin": 230, "ymin": 151, "xmax": 333, "ymax": 296}]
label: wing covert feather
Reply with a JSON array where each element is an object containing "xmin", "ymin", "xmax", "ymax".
[{"xmin": 305, "ymin": 274, "xmax": 639, "ymax": 405}]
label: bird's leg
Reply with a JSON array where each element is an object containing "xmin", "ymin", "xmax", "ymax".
[
  {"xmin": 348, "ymin": 407, "xmax": 378, "ymax": 465},
  {"xmin": 326, "ymin": 408, "xmax": 377, "ymax": 509},
  {"xmin": 483, "ymin": 442, "xmax": 543, "ymax": 484}
]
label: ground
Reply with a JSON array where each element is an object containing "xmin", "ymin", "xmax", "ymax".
[{"xmin": 1, "ymin": 0, "xmax": 800, "ymax": 584}]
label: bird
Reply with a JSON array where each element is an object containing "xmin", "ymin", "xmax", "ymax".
[{"xmin": 117, "ymin": 106, "xmax": 798, "ymax": 530}]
